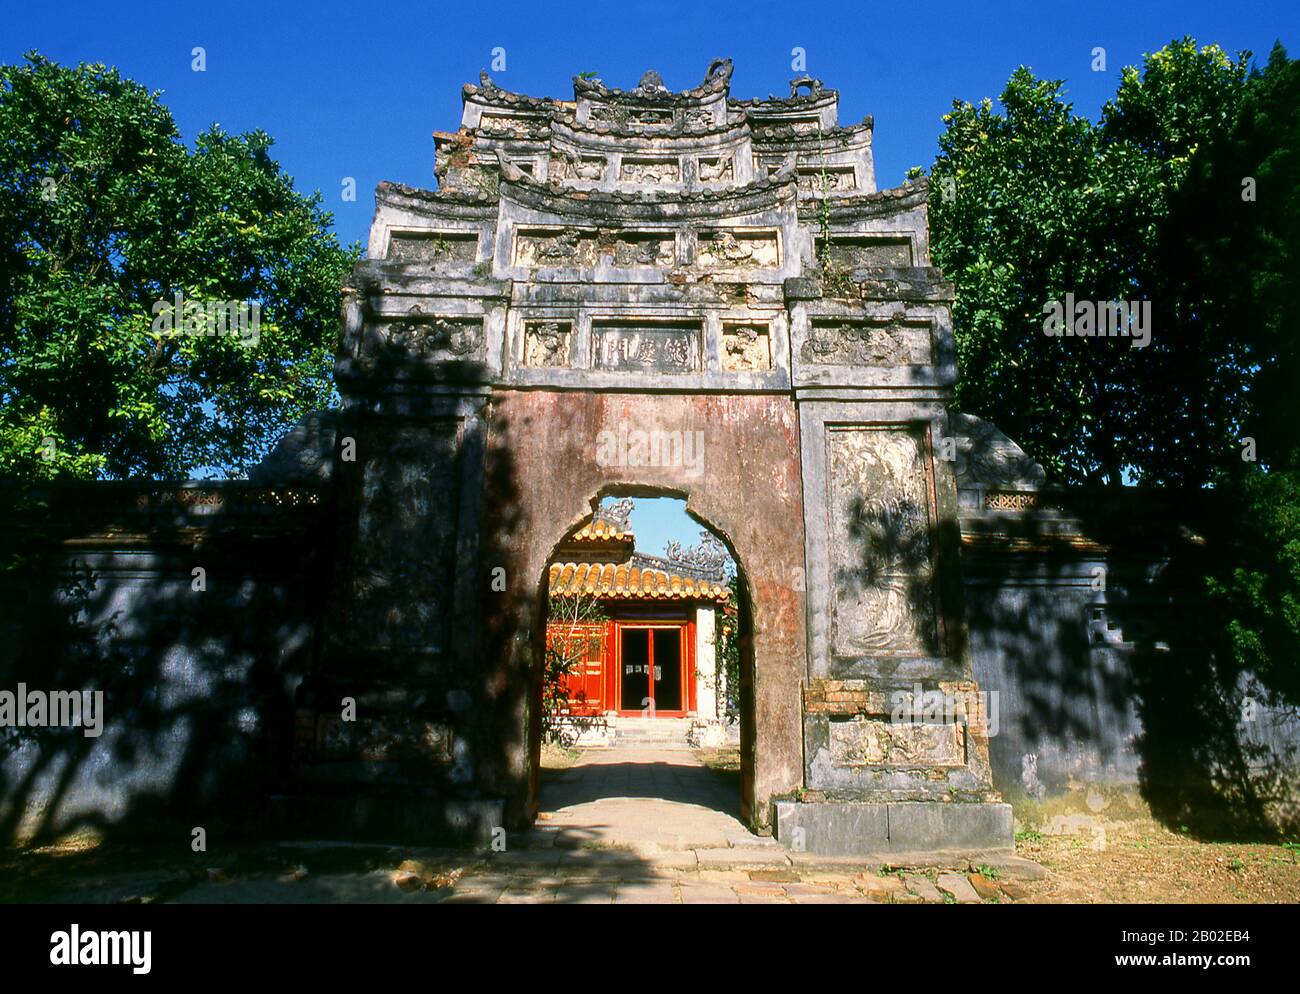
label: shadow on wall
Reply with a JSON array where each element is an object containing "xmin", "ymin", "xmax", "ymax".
[
  {"xmin": 0, "ymin": 482, "xmax": 329, "ymax": 847},
  {"xmin": 962, "ymin": 486, "xmax": 1299, "ymax": 841}
]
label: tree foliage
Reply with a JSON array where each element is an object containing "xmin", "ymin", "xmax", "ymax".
[
  {"xmin": 929, "ymin": 39, "xmax": 1300, "ymax": 707},
  {"xmin": 542, "ymin": 594, "xmax": 609, "ymax": 745},
  {"xmin": 928, "ymin": 39, "xmax": 1277, "ymax": 487},
  {"xmin": 0, "ymin": 53, "xmax": 359, "ymax": 480}
]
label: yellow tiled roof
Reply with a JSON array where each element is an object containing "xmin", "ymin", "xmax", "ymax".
[
  {"xmin": 548, "ymin": 561, "xmax": 729, "ymax": 602},
  {"xmin": 568, "ymin": 519, "xmax": 634, "ymax": 543}
]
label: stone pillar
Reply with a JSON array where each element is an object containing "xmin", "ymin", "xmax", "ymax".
[
  {"xmin": 775, "ymin": 187, "xmax": 1012, "ymax": 854},
  {"xmin": 695, "ymin": 604, "xmax": 718, "ymax": 721},
  {"xmin": 690, "ymin": 604, "xmax": 726, "ymax": 747}
]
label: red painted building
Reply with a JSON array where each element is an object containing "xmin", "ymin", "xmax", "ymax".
[{"xmin": 545, "ymin": 504, "xmax": 732, "ymax": 744}]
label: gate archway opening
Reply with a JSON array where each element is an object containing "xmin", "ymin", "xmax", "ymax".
[{"xmin": 528, "ymin": 492, "xmax": 758, "ymax": 840}]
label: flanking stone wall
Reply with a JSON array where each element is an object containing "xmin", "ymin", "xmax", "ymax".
[
  {"xmin": 953, "ymin": 425, "xmax": 1300, "ymax": 836},
  {"xmin": 0, "ymin": 484, "xmax": 326, "ymax": 845}
]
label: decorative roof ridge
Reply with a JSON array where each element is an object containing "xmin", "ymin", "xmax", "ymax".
[
  {"xmin": 463, "ymin": 70, "xmax": 566, "ymax": 111},
  {"xmin": 795, "ymin": 178, "xmax": 930, "ymax": 218},
  {"xmin": 752, "ymin": 118, "xmax": 874, "ymax": 139},
  {"xmin": 572, "ymin": 58, "xmax": 733, "ymax": 104},
  {"xmin": 552, "ymin": 115, "xmax": 745, "ymax": 140},
  {"xmin": 548, "ymin": 559, "xmax": 730, "ymax": 601},
  {"xmin": 375, "ymin": 179, "xmax": 498, "ymax": 207},
  {"xmin": 729, "ymin": 74, "xmax": 840, "ymax": 110},
  {"xmin": 501, "ymin": 166, "xmax": 798, "ymax": 208}
]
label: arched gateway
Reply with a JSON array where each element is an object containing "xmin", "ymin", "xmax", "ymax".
[{"xmin": 308, "ymin": 60, "xmax": 1011, "ymax": 852}]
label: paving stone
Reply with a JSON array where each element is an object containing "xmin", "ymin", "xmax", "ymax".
[
  {"xmin": 967, "ymin": 854, "xmax": 1048, "ymax": 881},
  {"xmin": 678, "ymin": 883, "xmax": 741, "ymax": 905},
  {"xmin": 613, "ymin": 881, "xmax": 678, "ymax": 904},
  {"xmin": 999, "ymin": 881, "xmax": 1030, "ymax": 900},
  {"xmin": 967, "ymin": 873, "xmax": 1001, "ymax": 900},
  {"xmin": 497, "ymin": 885, "xmax": 557, "ymax": 904},
  {"xmin": 555, "ymin": 882, "xmax": 616, "ymax": 904},
  {"xmin": 788, "ymin": 892, "xmax": 868, "ymax": 904},
  {"xmin": 855, "ymin": 874, "xmax": 904, "ymax": 900},
  {"xmin": 737, "ymin": 891, "xmax": 788, "ymax": 904},
  {"xmin": 697, "ymin": 869, "xmax": 751, "ymax": 883},
  {"xmin": 749, "ymin": 868, "xmax": 799, "ymax": 883},
  {"xmin": 902, "ymin": 875, "xmax": 945, "ymax": 903},
  {"xmin": 936, "ymin": 873, "xmax": 982, "ymax": 903},
  {"xmin": 696, "ymin": 847, "xmax": 791, "ymax": 868},
  {"xmin": 783, "ymin": 882, "xmax": 837, "ymax": 896}
]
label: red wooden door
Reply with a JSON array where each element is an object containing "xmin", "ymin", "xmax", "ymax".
[{"xmin": 549, "ymin": 621, "xmax": 607, "ymax": 715}]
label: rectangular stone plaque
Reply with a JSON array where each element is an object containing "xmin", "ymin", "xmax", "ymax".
[
  {"xmin": 796, "ymin": 167, "xmax": 857, "ymax": 193},
  {"xmin": 802, "ymin": 319, "xmax": 930, "ymax": 366},
  {"xmin": 697, "ymin": 229, "xmax": 781, "ymax": 269},
  {"xmin": 513, "ymin": 227, "xmax": 599, "ymax": 268},
  {"xmin": 377, "ymin": 315, "xmax": 485, "ymax": 365},
  {"xmin": 523, "ymin": 320, "xmax": 571, "ymax": 367},
  {"xmin": 817, "ymin": 237, "xmax": 913, "ymax": 268},
  {"xmin": 386, "ymin": 231, "xmax": 478, "ymax": 263},
  {"xmin": 827, "ymin": 717, "xmax": 965, "ymax": 767},
  {"xmin": 826, "ymin": 425, "xmax": 938, "ymax": 658},
  {"xmin": 592, "ymin": 322, "xmax": 701, "ymax": 373},
  {"xmin": 620, "ymin": 158, "xmax": 680, "ymax": 184},
  {"xmin": 722, "ymin": 323, "xmax": 771, "ymax": 371}
]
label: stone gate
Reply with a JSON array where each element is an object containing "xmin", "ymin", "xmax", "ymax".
[
  {"xmin": 296, "ymin": 58, "xmax": 1010, "ymax": 851},
  {"xmin": 10, "ymin": 59, "xmax": 1297, "ymax": 850}
]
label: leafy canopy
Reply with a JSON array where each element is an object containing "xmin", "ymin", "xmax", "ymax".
[
  {"xmin": 0, "ymin": 53, "xmax": 359, "ymax": 480},
  {"xmin": 928, "ymin": 38, "xmax": 1273, "ymax": 488}
]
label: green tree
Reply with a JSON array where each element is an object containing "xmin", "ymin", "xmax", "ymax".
[
  {"xmin": 930, "ymin": 40, "xmax": 1300, "ymax": 712},
  {"xmin": 543, "ymin": 594, "xmax": 609, "ymax": 745},
  {"xmin": 0, "ymin": 53, "xmax": 359, "ymax": 480},
  {"xmin": 929, "ymin": 39, "xmax": 1255, "ymax": 487}
]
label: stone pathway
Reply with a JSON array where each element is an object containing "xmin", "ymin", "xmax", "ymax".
[
  {"xmin": 438, "ymin": 747, "xmax": 1044, "ymax": 904},
  {"xmin": 531, "ymin": 747, "xmax": 749, "ymax": 851},
  {"xmin": 8, "ymin": 748, "xmax": 1046, "ymax": 904}
]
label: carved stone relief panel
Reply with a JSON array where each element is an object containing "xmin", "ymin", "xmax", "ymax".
[
  {"xmin": 478, "ymin": 113, "xmax": 535, "ymax": 136},
  {"xmin": 602, "ymin": 230, "xmax": 675, "ymax": 267},
  {"xmin": 386, "ymin": 231, "xmax": 479, "ymax": 263},
  {"xmin": 319, "ymin": 714, "xmax": 455, "ymax": 765},
  {"xmin": 619, "ymin": 158, "xmax": 680, "ymax": 184},
  {"xmin": 696, "ymin": 229, "xmax": 781, "ymax": 269},
  {"xmin": 352, "ymin": 422, "xmax": 461, "ymax": 652},
  {"xmin": 549, "ymin": 152, "xmax": 606, "ymax": 181},
  {"xmin": 802, "ymin": 319, "xmax": 930, "ymax": 366},
  {"xmin": 722, "ymin": 323, "xmax": 772, "ymax": 371},
  {"xmin": 592, "ymin": 321, "xmax": 701, "ymax": 373},
  {"xmin": 754, "ymin": 117, "xmax": 820, "ymax": 136},
  {"xmin": 819, "ymin": 237, "xmax": 913, "ymax": 268},
  {"xmin": 377, "ymin": 311, "xmax": 485, "ymax": 364},
  {"xmin": 827, "ymin": 425, "xmax": 938, "ymax": 658},
  {"xmin": 590, "ymin": 104, "xmax": 673, "ymax": 128},
  {"xmin": 697, "ymin": 156, "xmax": 734, "ymax": 182},
  {"xmin": 828, "ymin": 717, "xmax": 964, "ymax": 767},
  {"xmin": 684, "ymin": 109, "xmax": 714, "ymax": 129},
  {"xmin": 523, "ymin": 320, "xmax": 572, "ymax": 367},
  {"xmin": 513, "ymin": 227, "xmax": 600, "ymax": 267},
  {"xmin": 796, "ymin": 166, "xmax": 857, "ymax": 193}
]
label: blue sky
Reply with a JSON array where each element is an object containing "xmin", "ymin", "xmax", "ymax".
[
  {"xmin": 600, "ymin": 496, "xmax": 735, "ymax": 568},
  {"xmin": 7, "ymin": 1, "xmax": 1296, "ymax": 539},
  {"xmin": 6, "ymin": 0, "xmax": 1295, "ymax": 251}
]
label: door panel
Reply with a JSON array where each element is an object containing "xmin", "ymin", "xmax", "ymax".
[
  {"xmin": 620, "ymin": 627, "xmax": 650, "ymax": 711},
  {"xmin": 651, "ymin": 627, "xmax": 682, "ymax": 711}
]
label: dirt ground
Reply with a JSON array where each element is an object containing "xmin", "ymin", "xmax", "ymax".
[{"xmin": 1015, "ymin": 824, "xmax": 1300, "ymax": 903}]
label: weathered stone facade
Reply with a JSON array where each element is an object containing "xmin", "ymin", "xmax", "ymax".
[
  {"xmin": 6, "ymin": 60, "xmax": 1297, "ymax": 850},
  {"xmin": 304, "ymin": 59, "xmax": 1008, "ymax": 847}
]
